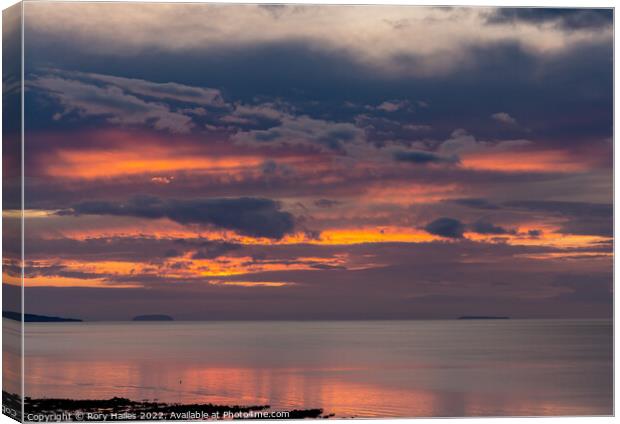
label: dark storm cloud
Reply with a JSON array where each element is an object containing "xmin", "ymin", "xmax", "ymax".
[
  {"xmin": 425, "ymin": 216, "xmax": 515, "ymax": 237},
  {"xmin": 26, "ymin": 6, "xmax": 612, "ymax": 142},
  {"xmin": 58, "ymin": 196, "xmax": 296, "ymax": 239},
  {"xmin": 23, "ymin": 264, "xmax": 102, "ymax": 280},
  {"xmin": 452, "ymin": 198, "xmax": 612, "ymax": 217},
  {"xmin": 27, "ymin": 70, "xmax": 231, "ymax": 134},
  {"xmin": 22, "ymin": 236, "xmax": 240, "ymax": 262},
  {"xmin": 453, "ymin": 198, "xmax": 612, "ymax": 237},
  {"xmin": 486, "ymin": 8, "xmax": 613, "ymax": 31},
  {"xmin": 354, "ymin": 113, "xmax": 431, "ymax": 147},
  {"xmin": 28, "ymin": 75, "xmax": 194, "ymax": 133},
  {"xmin": 424, "ymin": 217, "xmax": 465, "ymax": 239},
  {"xmin": 393, "ymin": 150, "xmax": 458, "ymax": 165},
  {"xmin": 557, "ymin": 220, "xmax": 612, "ymax": 238},
  {"xmin": 3, "ymin": 1, "xmax": 22, "ymax": 240},
  {"xmin": 24, "ymin": 35, "xmax": 612, "ymax": 147},
  {"xmin": 3, "ymin": 4, "xmax": 21, "ymax": 136},
  {"xmin": 469, "ymin": 220, "xmax": 515, "ymax": 235},
  {"xmin": 505, "ymin": 200, "xmax": 612, "ymax": 217},
  {"xmin": 506, "ymin": 200, "xmax": 613, "ymax": 237},
  {"xmin": 233, "ymin": 113, "xmax": 364, "ymax": 152}
]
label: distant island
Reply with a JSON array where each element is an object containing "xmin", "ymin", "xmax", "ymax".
[
  {"xmin": 458, "ymin": 316, "xmax": 510, "ymax": 320},
  {"xmin": 132, "ymin": 314, "xmax": 174, "ymax": 321},
  {"xmin": 3, "ymin": 311, "xmax": 82, "ymax": 322}
]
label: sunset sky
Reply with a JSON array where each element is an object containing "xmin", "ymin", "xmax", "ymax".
[{"xmin": 4, "ymin": 4, "xmax": 613, "ymax": 320}]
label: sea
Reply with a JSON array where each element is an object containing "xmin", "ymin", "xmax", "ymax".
[{"xmin": 6, "ymin": 319, "xmax": 613, "ymax": 417}]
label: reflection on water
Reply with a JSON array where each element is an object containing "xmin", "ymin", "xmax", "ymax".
[
  {"xmin": 3, "ymin": 319, "xmax": 22, "ymax": 396},
  {"xmin": 23, "ymin": 320, "xmax": 612, "ymax": 417}
]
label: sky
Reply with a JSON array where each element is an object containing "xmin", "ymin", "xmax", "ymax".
[{"xmin": 3, "ymin": 4, "xmax": 613, "ymax": 320}]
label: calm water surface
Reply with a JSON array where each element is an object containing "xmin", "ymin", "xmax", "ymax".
[{"xmin": 18, "ymin": 319, "xmax": 612, "ymax": 417}]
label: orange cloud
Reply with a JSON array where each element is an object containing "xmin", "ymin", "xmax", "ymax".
[
  {"xmin": 20, "ymin": 253, "xmax": 348, "ymax": 288},
  {"xmin": 461, "ymin": 150, "xmax": 589, "ymax": 173},
  {"xmin": 24, "ymin": 276, "xmax": 140, "ymax": 288},
  {"xmin": 46, "ymin": 146, "xmax": 264, "ymax": 179},
  {"xmin": 208, "ymin": 281, "xmax": 294, "ymax": 287},
  {"xmin": 34, "ymin": 129, "xmax": 330, "ymax": 180},
  {"xmin": 2, "ymin": 272, "xmax": 21, "ymax": 287},
  {"xmin": 466, "ymin": 222, "xmax": 611, "ymax": 250},
  {"xmin": 311, "ymin": 227, "xmax": 438, "ymax": 245}
]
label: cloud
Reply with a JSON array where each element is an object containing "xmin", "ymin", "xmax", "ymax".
[
  {"xmin": 261, "ymin": 160, "xmax": 294, "ymax": 178},
  {"xmin": 190, "ymin": 242, "xmax": 240, "ymax": 259},
  {"xmin": 11, "ymin": 4, "xmax": 614, "ymax": 321},
  {"xmin": 29, "ymin": 74, "xmax": 197, "ymax": 133},
  {"xmin": 24, "ymin": 28, "xmax": 612, "ymax": 151},
  {"xmin": 424, "ymin": 217, "xmax": 465, "ymax": 238},
  {"xmin": 22, "ymin": 263, "xmax": 103, "ymax": 280},
  {"xmin": 449, "ymin": 198, "xmax": 500, "ymax": 210},
  {"xmin": 77, "ymin": 72, "xmax": 225, "ymax": 106},
  {"xmin": 404, "ymin": 124, "xmax": 432, "ymax": 131},
  {"xmin": 16, "ymin": 231, "xmax": 613, "ymax": 319},
  {"xmin": 314, "ymin": 199, "xmax": 341, "ymax": 208},
  {"xmin": 58, "ymin": 196, "xmax": 296, "ymax": 239},
  {"xmin": 455, "ymin": 198, "xmax": 612, "ymax": 220},
  {"xmin": 491, "ymin": 112, "xmax": 517, "ymax": 125},
  {"xmin": 376, "ymin": 99, "xmax": 409, "ymax": 112},
  {"xmin": 469, "ymin": 220, "xmax": 515, "ymax": 235},
  {"xmin": 25, "ymin": 4, "xmax": 612, "ymax": 78},
  {"xmin": 505, "ymin": 200, "xmax": 612, "ymax": 217},
  {"xmin": 232, "ymin": 114, "xmax": 365, "ymax": 152},
  {"xmin": 439, "ymin": 128, "xmax": 531, "ymax": 156},
  {"xmin": 222, "ymin": 103, "xmax": 286, "ymax": 125},
  {"xmin": 28, "ymin": 69, "xmax": 232, "ymax": 134},
  {"xmin": 486, "ymin": 8, "xmax": 613, "ymax": 31},
  {"xmin": 393, "ymin": 150, "xmax": 459, "ymax": 165},
  {"xmin": 22, "ymin": 236, "xmax": 241, "ymax": 262},
  {"xmin": 453, "ymin": 198, "xmax": 612, "ymax": 237},
  {"xmin": 353, "ymin": 114, "xmax": 432, "ymax": 146},
  {"xmin": 506, "ymin": 200, "xmax": 612, "ymax": 237}
]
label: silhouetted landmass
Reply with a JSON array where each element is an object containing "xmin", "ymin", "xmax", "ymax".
[
  {"xmin": 132, "ymin": 314, "xmax": 174, "ymax": 321},
  {"xmin": 2, "ymin": 391, "xmax": 22, "ymax": 421},
  {"xmin": 272, "ymin": 409, "xmax": 327, "ymax": 419},
  {"xmin": 2, "ymin": 391, "xmax": 326, "ymax": 420},
  {"xmin": 3, "ymin": 311, "xmax": 82, "ymax": 322},
  {"xmin": 458, "ymin": 316, "xmax": 510, "ymax": 320}
]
